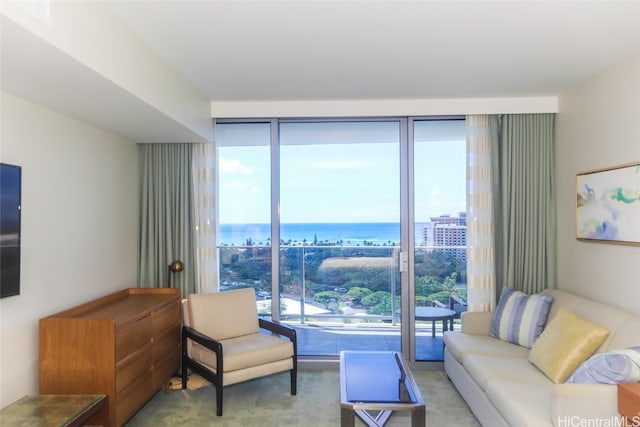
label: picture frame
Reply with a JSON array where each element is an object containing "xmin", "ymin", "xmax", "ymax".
[{"xmin": 576, "ymin": 162, "xmax": 640, "ymax": 246}]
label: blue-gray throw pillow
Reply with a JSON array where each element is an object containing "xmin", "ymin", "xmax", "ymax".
[
  {"xmin": 566, "ymin": 346, "xmax": 640, "ymax": 384},
  {"xmin": 490, "ymin": 287, "xmax": 554, "ymax": 348}
]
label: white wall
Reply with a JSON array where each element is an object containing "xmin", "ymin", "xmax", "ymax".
[
  {"xmin": 0, "ymin": 92, "xmax": 138, "ymax": 407},
  {"xmin": 556, "ymin": 53, "xmax": 640, "ymax": 315},
  {"xmin": 1, "ymin": 2, "xmax": 213, "ymax": 142}
]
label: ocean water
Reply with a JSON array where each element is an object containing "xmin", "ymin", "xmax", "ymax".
[{"xmin": 219, "ymin": 223, "xmax": 428, "ymax": 246}]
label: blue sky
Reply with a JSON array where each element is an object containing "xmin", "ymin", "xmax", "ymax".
[{"xmin": 217, "ymin": 120, "xmax": 466, "ymax": 224}]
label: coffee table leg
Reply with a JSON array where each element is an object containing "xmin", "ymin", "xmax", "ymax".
[
  {"xmin": 412, "ymin": 405, "xmax": 426, "ymax": 427},
  {"xmin": 356, "ymin": 409, "xmax": 392, "ymax": 426},
  {"xmin": 341, "ymin": 407, "xmax": 355, "ymax": 427}
]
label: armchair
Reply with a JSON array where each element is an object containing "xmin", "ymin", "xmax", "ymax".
[{"xmin": 181, "ymin": 288, "xmax": 297, "ymax": 416}]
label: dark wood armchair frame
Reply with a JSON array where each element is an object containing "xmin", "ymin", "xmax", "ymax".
[{"xmin": 181, "ymin": 318, "xmax": 297, "ymax": 416}]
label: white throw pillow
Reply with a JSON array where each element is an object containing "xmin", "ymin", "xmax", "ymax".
[{"xmin": 566, "ymin": 347, "xmax": 640, "ymax": 384}]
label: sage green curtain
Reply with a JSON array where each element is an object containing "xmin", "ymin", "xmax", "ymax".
[
  {"xmin": 138, "ymin": 143, "xmax": 196, "ymax": 298},
  {"xmin": 490, "ymin": 114, "xmax": 557, "ymax": 295}
]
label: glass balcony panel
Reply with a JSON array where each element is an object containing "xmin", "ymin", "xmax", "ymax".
[{"xmin": 218, "ymin": 243, "xmax": 465, "ymax": 359}]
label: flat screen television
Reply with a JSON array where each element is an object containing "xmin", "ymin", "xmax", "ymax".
[{"xmin": 1, "ymin": 162, "xmax": 21, "ymax": 298}]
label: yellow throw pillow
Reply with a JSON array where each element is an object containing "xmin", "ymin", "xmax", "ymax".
[{"xmin": 529, "ymin": 308, "xmax": 609, "ymax": 383}]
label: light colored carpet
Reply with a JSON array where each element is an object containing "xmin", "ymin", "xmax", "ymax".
[{"xmin": 126, "ymin": 370, "xmax": 480, "ymax": 426}]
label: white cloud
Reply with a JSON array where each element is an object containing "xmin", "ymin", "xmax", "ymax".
[{"xmin": 220, "ymin": 157, "xmax": 252, "ymax": 174}]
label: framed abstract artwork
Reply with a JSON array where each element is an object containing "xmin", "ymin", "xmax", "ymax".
[{"xmin": 576, "ymin": 162, "xmax": 640, "ymax": 246}]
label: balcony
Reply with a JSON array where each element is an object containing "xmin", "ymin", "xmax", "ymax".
[{"xmin": 219, "ymin": 244, "xmax": 467, "ymax": 361}]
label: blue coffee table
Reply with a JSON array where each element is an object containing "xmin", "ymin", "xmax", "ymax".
[{"xmin": 340, "ymin": 351, "xmax": 426, "ymax": 427}]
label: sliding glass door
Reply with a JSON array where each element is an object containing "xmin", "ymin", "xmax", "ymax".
[
  {"xmin": 216, "ymin": 117, "xmax": 467, "ymax": 361},
  {"xmin": 278, "ymin": 120, "xmax": 402, "ymax": 355}
]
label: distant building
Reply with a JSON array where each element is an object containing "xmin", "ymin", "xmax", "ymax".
[
  {"xmin": 422, "ymin": 213, "xmax": 467, "ymax": 260},
  {"xmin": 422, "ymin": 223, "xmax": 434, "ymax": 247}
]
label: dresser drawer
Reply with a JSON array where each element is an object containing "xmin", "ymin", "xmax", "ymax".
[
  {"xmin": 116, "ymin": 371, "xmax": 154, "ymax": 426},
  {"xmin": 152, "ymin": 301, "xmax": 180, "ymax": 336},
  {"xmin": 153, "ymin": 349, "xmax": 181, "ymax": 389},
  {"xmin": 116, "ymin": 346, "xmax": 153, "ymax": 393},
  {"xmin": 116, "ymin": 316, "xmax": 152, "ymax": 362},
  {"xmin": 153, "ymin": 325, "xmax": 180, "ymax": 362}
]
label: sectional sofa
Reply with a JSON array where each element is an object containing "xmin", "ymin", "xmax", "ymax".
[{"xmin": 443, "ymin": 288, "xmax": 640, "ymax": 427}]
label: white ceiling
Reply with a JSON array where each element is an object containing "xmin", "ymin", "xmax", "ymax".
[
  {"xmin": 106, "ymin": 0, "xmax": 640, "ymax": 102},
  {"xmin": 2, "ymin": 1, "xmax": 638, "ymax": 143},
  {"xmin": 0, "ymin": 14, "xmax": 206, "ymax": 143}
]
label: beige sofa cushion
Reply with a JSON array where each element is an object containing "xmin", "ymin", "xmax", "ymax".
[
  {"xmin": 187, "ymin": 288, "xmax": 259, "ymax": 340},
  {"xmin": 551, "ymin": 383, "xmax": 618, "ymax": 426},
  {"xmin": 606, "ymin": 316, "xmax": 640, "ymax": 351},
  {"xmin": 464, "ymin": 355, "xmax": 550, "ymax": 391},
  {"xmin": 460, "ymin": 311, "xmax": 494, "ymax": 335},
  {"xmin": 444, "ymin": 332, "xmax": 529, "ymax": 365},
  {"xmin": 486, "ymin": 381, "xmax": 553, "ymax": 427}
]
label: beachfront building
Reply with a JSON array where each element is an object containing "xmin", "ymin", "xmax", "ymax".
[{"xmin": 422, "ymin": 213, "xmax": 467, "ymax": 260}]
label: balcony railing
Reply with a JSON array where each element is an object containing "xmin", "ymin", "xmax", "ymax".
[{"xmin": 219, "ymin": 244, "xmax": 467, "ymax": 359}]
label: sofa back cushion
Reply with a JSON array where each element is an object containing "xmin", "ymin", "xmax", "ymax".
[
  {"xmin": 490, "ymin": 287, "xmax": 554, "ymax": 348},
  {"xmin": 542, "ymin": 289, "xmax": 639, "ymax": 352},
  {"xmin": 607, "ymin": 317, "xmax": 640, "ymax": 351}
]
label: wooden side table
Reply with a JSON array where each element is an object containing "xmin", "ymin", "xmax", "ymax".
[
  {"xmin": 0, "ymin": 394, "xmax": 107, "ymax": 426},
  {"xmin": 618, "ymin": 383, "xmax": 640, "ymax": 427}
]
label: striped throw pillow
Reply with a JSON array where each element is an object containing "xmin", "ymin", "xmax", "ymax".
[{"xmin": 490, "ymin": 287, "xmax": 554, "ymax": 348}]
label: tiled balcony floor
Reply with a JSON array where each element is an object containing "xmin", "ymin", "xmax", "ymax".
[{"xmin": 290, "ymin": 323, "xmax": 458, "ymax": 361}]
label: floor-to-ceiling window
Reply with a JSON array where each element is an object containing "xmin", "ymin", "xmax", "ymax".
[
  {"xmin": 216, "ymin": 117, "xmax": 466, "ymax": 362},
  {"xmin": 216, "ymin": 122, "xmax": 273, "ymax": 306}
]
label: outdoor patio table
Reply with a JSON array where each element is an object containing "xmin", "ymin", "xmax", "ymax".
[{"xmin": 414, "ymin": 306, "xmax": 456, "ymax": 338}]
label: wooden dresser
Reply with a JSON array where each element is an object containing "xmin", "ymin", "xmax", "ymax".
[
  {"xmin": 619, "ymin": 383, "xmax": 640, "ymax": 427},
  {"xmin": 39, "ymin": 288, "xmax": 181, "ymax": 427}
]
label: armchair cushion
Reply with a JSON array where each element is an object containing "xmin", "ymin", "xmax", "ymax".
[
  {"xmin": 190, "ymin": 333, "xmax": 294, "ymax": 372},
  {"xmin": 187, "ymin": 288, "xmax": 259, "ymax": 340}
]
